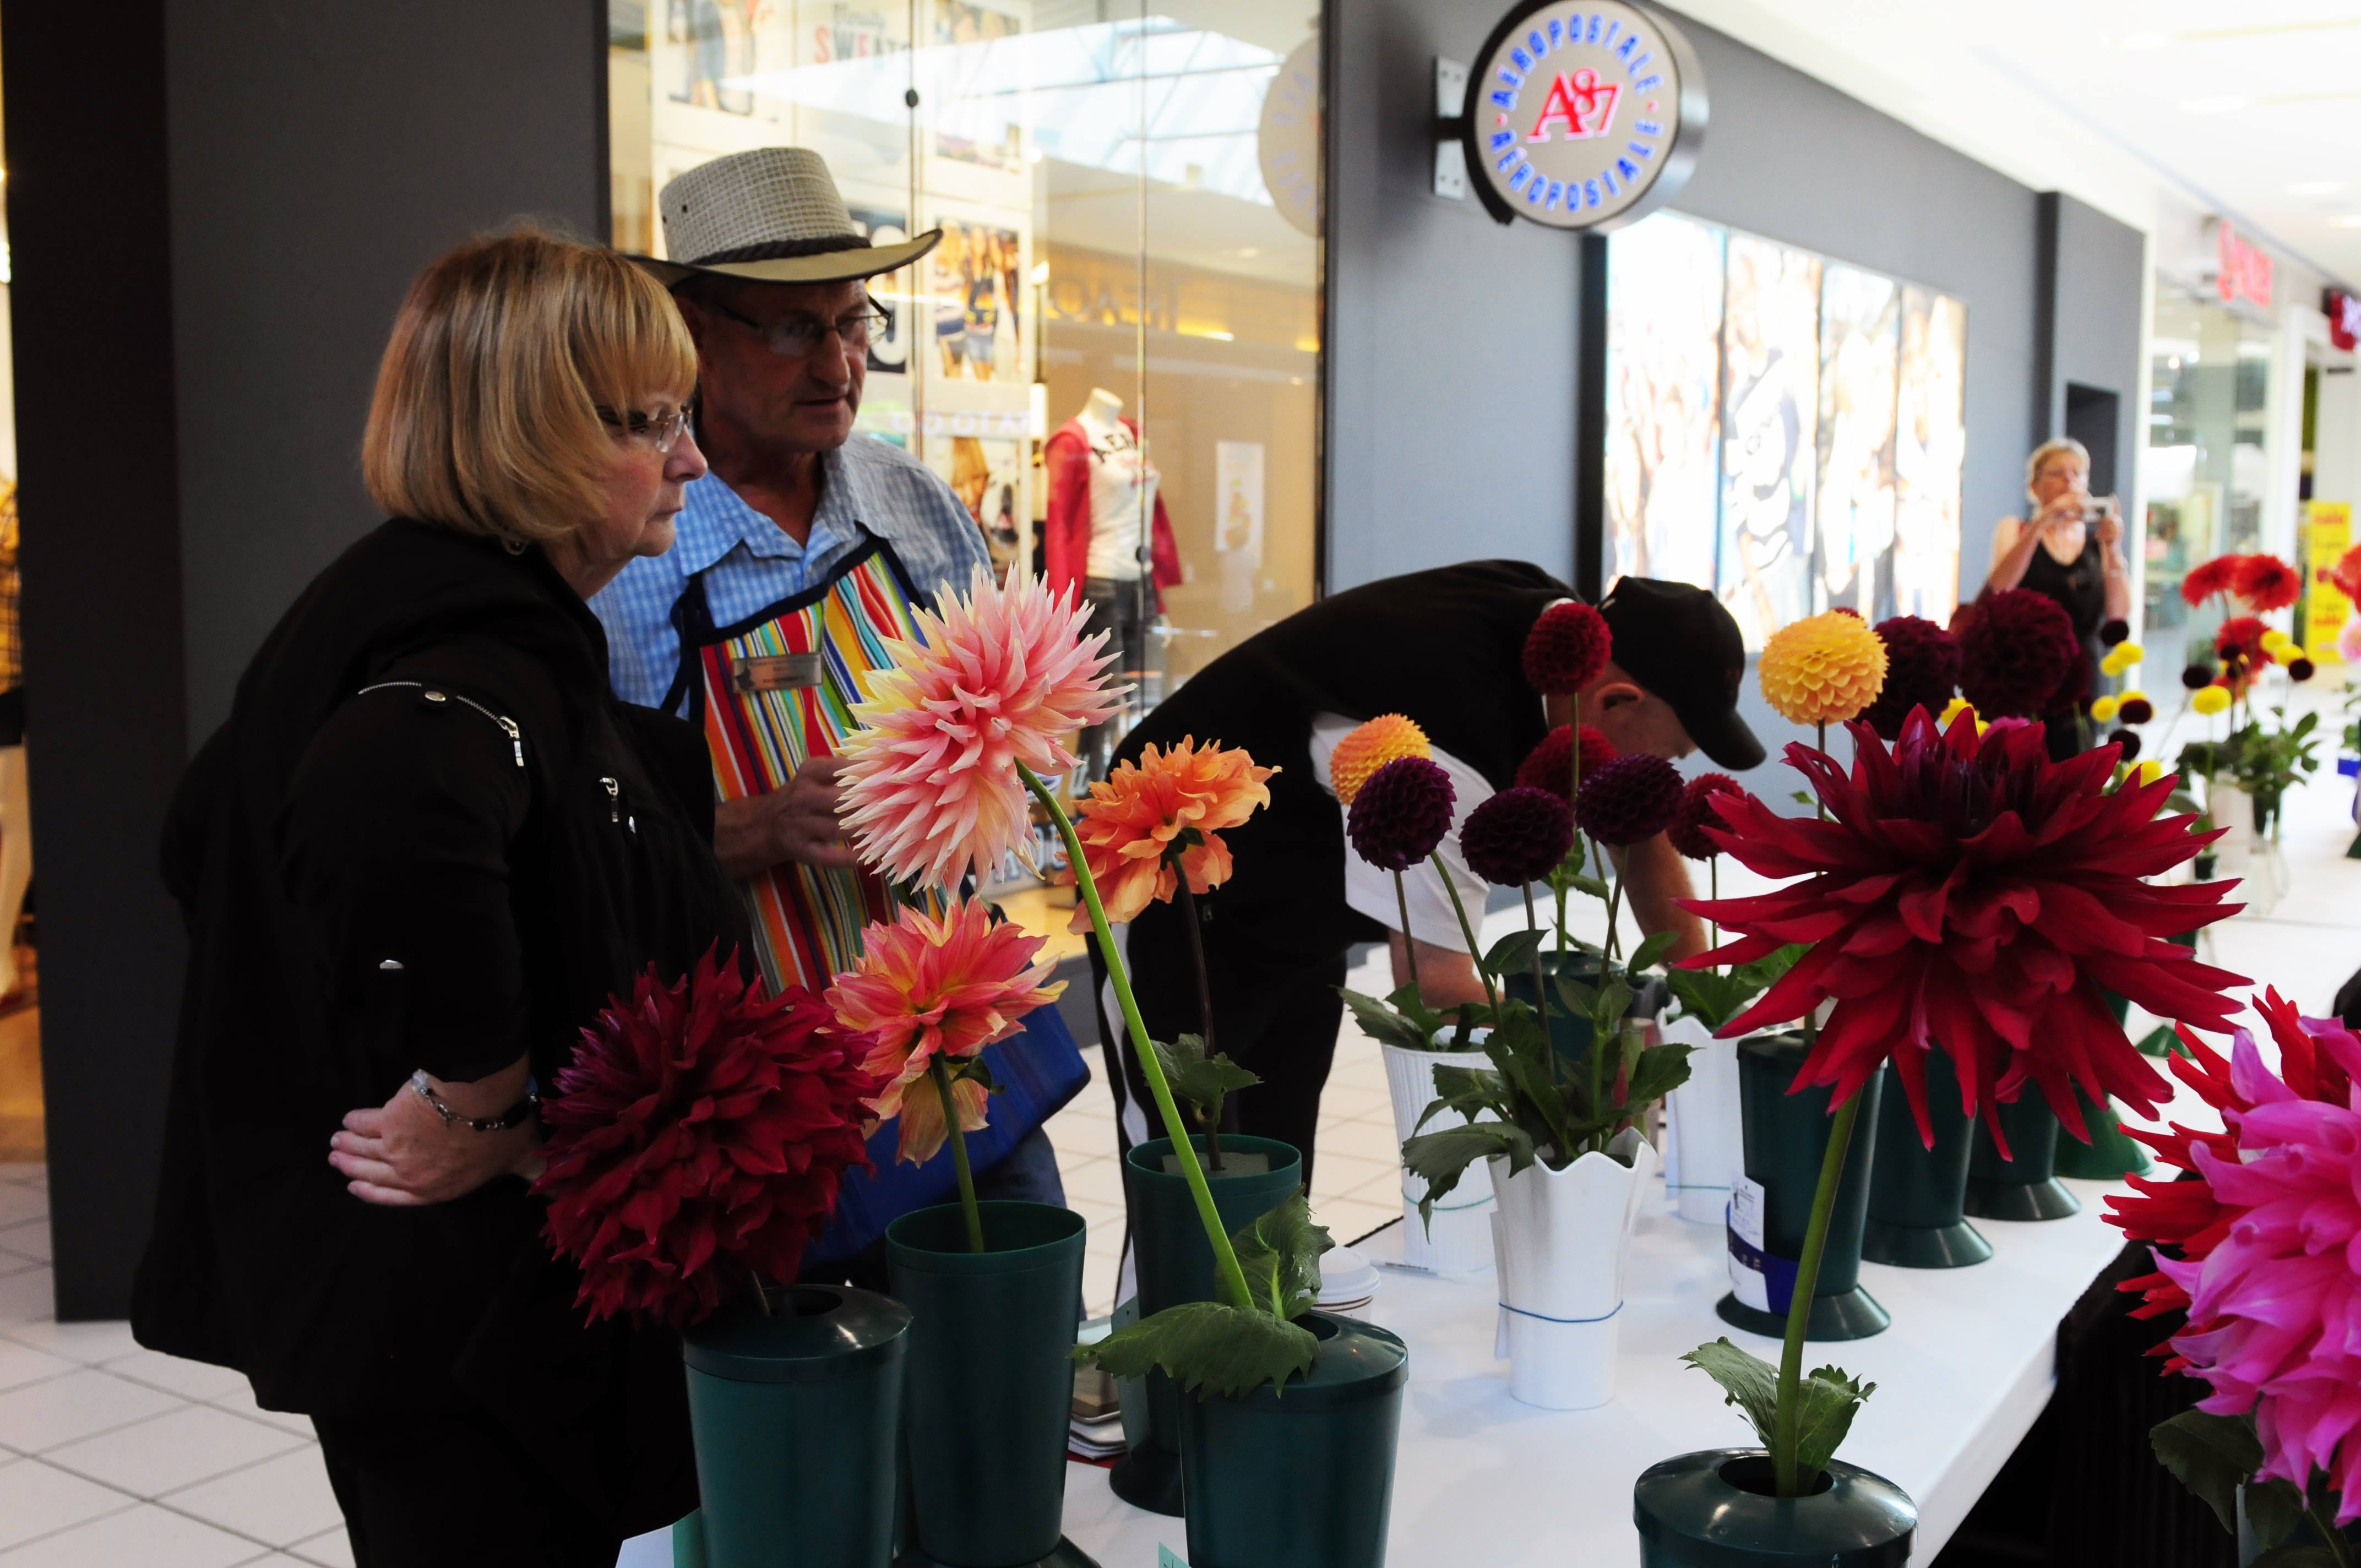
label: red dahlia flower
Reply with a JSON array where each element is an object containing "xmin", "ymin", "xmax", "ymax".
[
  {"xmin": 1862, "ymin": 616, "xmax": 1961, "ymax": 741},
  {"xmin": 1956, "ymin": 589, "xmax": 2081, "ymax": 719},
  {"xmin": 1515, "ymin": 724, "xmax": 1616, "ymax": 801},
  {"xmin": 1680, "ymin": 710, "xmax": 2246, "ymax": 1149},
  {"xmin": 1668, "ymin": 773, "xmax": 1748, "ymax": 861},
  {"xmin": 2232, "ymin": 553, "xmax": 2301, "ymax": 613},
  {"xmin": 2215, "ymin": 615, "xmax": 2273, "ymax": 669},
  {"xmin": 1522, "ymin": 601, "xmax": 1612, "ymax": 695},
  {"xmin": 2182, "ymin": 554, "xmax": 2246, "ymax": 608},
  {"xmin": 537, "ymin": 949, "xmax": 883, "ymax": 1326},
  {"xmin": 2333, "ymin": 542, "xmax": 2361, "ymax": 605}
]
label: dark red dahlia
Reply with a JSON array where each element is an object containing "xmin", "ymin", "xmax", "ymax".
[
  {"xmin": 1461, "ymin": 786, "xmax": 1575, "ymax": 886},
  {"xmin": 1956, "ymin": 588, "xmax": 2080, "ymax": 718},
  {"xmin": 1514, "ymin": 724, "xmax": 1617, "ymax": 802},
  {"xmin": 1668, "ymin": 772, "xmax": 1747, "ymax": 861},
  {"xmin": 2231, "ymin": 553, "xmax": 2300, "ymax": 613},
  {"xmin": 2119, "ymin": 698, "xmax": 2155, "ymax": 725},
  {"xmin": 1862, "ymin": 616, "xmax": 1961, "ymax": 740},
  {"xmin": 2180, "ymin": 554, "xmax": 2244, "ymax": 608},
  {"xmin": 2289, "ymin": 657, "xmax": 2316, "ymax": 682},
  {"xmin": 2214, "ymin": 617, "xmax": 2274, "ymax": 684},
  {"xmin": 1348, "ymin": 755, "xmax": 1456, "ymax": 872},
  {"xmin": 2099, "ymin": 618, "xmax": 2131, "ymax": 647},
  {"xmin": 1522, "ymin": 601, "xmax": 1612, "ymax": 695},
  {"xmin": 1680, "ymin": 711, "xmax": 2246, "ymax": 1150},
  {"xmin": 2180, "ymin": 663, "xmax": 2215, "ymax": 692},
  {"xmin": 2110, "ymin": 729, "xmax": 2142, "ymax": 761},
  {"xmin": 1574, "ymin": 753, "xmax": 1684, "ymax": 847},
  {"xmin": 536, "ymin": 948, "xmax": 882, "ymax": 1326}
]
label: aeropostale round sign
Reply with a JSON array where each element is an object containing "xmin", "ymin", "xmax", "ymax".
[{"xmin": 1462, "ymin": 0, "xmax": 1706, "ymax": 231}]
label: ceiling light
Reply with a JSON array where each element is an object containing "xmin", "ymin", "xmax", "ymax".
[
  {"xmin": 2182, "ymin": 95, "xmax": 2252, "ymax": 114},
  {"xmin": 2335, "ymin": 215, "xmax": 2361, "ymax": 228},
  {"xmin": 2291, "ymin": 181, "xmax": 2346, "ymax": 196}
]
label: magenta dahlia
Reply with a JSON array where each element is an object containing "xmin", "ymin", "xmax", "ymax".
[
  {"xmin": 1681, "ymin": 710, "xmax": 2246, "ymax": 1149},
  {"xmin": 1862, "ymin": 616, "xmax": 1961, "ymax": 740},
  {"xmin": 1668, "ymin": 773, "xmax": 1747, "ymax": 861},
  {"xmin": 1957, "ymin": 588, "xmax": 2081, "ymax": 718},
  {"xmin": 1461, "ymin": 786, "xmax": 1575, "ymax": 886},
  {"xmin": 1522, "ymin": 601, "xmax": 1612, "ymax": 694},
  {"xmin": 1574, "ymin": 753, "xmax": 1683, "ymax": 847},
  {"xmin": 1347, "ymin": 755, "xmax": 1456, "ymax": 873},
  {"xmin": 537, "ymin": 949, "xmax": 883, "ymax": 1326}
]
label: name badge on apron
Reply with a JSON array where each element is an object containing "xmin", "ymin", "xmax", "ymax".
[{"xmin": 732, "ymin": 652, "xmax": 824, "ymax": 693}]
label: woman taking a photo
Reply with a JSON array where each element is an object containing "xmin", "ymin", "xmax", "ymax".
[
  {"xmin": 1987, "ymin": 435, "xmax": 2132, "ymax": 756},
  {"xmin": 134, "ymin": 230, "xmax": 741, "ymax": 1566}
]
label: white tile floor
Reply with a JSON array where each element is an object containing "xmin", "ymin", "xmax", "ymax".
[{"xmin": 4, "ymin": 678, "xmax": 2358, "ymax": 1562}]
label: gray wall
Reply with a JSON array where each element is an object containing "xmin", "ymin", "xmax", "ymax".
[
  {"xmin": 2041, "ymin": 192, "xmax": 2148, "ymax": 489},
  {"xmin": 167, "ymin": 0, "xmax": 607, "ymax": 740},
  {"xmin": 1322, "ymin": 2, "xmax": 2145, "ymax": 778}
]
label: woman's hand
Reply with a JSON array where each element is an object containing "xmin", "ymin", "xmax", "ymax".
[
  {"xmin": 2091, "ymin": 503, "xmax": 2124, "ymax": 552},
  {"xmin": 329, "ymin": 1063, "xmax": 541, "ymax": 1207}
]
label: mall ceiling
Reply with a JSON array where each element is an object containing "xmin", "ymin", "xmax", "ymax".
[{"xmin": 1675, "ymin": 0, "xmax": 2361, "ymax": 287}]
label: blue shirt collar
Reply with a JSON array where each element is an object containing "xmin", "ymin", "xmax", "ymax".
[{"xmin": 672, "ymin": 445, "xmax": 870, "ymax": 576}]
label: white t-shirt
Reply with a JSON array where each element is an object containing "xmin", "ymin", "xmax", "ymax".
[{"xmin": 1307, "ymin": 712, "xmax": 1494, "ymax": 950}]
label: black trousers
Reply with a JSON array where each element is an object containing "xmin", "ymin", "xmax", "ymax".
[{"xmin": 1089, "ymin": 895, "xmax": 1346, "ymax": 1192}]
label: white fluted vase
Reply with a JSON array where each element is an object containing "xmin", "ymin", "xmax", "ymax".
[
  {"xmin": 1379, "ymin": 1037, "xmax": 1497, "ymax": 1274},
  {"xmin": 1488, "ymin": 1128, "xmax": 1657, "ymax": 1410},
  {"xmin": 1661, "ymin": 1015, "xmax": 1741, "ymax": 1226}
]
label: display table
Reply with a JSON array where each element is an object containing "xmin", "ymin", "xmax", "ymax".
[{"xmin": 1060, "ymin": 1171, "xmax": 2140, "ymax": 1566}]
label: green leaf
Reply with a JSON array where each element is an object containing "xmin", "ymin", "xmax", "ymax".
[
  {"xmin": 1230, "ymin": 1190, "xmax": 1332, "ymax": 1321},
  {"xmin": 1150, "ymin": 1034, "xmax": 1261, "ymax": 1128},
  {"xmin": 1623, "ymin": 1042, "xmax": 1696, "ymax": 1113},
  {"xmin": 1402, "ymin": 1121, "xmax": 1532, "ymax": 1223},
  {"xmin": 1076, "ymin": 1300, "xmax": 1320, "ymax": 1398},
  {"xmin": 1682, "ymin": 1338, "xmax": 1779, "ymax": 1448},
  {"xmin": 1553, "ymin": 974, "xmax": 1601, "ymax": 1017},
  {"xmin": 1484, "ymin": 928, "xmax": 1548, "ymax": 979},
  {"xmin": 954, "ymin": 1054, "xmax": 1004, "ymax": 1095},
  {"xmin": 1594, "ymin": 978, "xmax": 1633, "ymax": 1032},
  {"xmin": 2241, "ymin": 1475, "xmax": 2310, "ymax": 1553},
  {"xmin": 1336, "ymin": 987, "xmax": 1443, "ymax": 1055},
  {"xmin": 1680, "ymin": 1339, "xmax": 1873, "ymax": 1480},
  {"xmin": 2150, "ymin": 1409, "xmax": 2264, "ymax": 1537},
  {"xmin": 1568, "ymin": 874, "xmax": 1611, "ymax": 899},
  {"xmin": 1628, "ymin": 929, "xmax": 1678, "ymax": 974}
]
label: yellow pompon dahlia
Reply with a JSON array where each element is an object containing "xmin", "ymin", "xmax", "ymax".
[
  {"xmin": 2134, "ymin": 759, "xmax": 2166, "ymax": 787},
  {"xmin": 2261, "ymin": 628, "xmax": 2295, "ymax": 656},
  {"xmin": 1331, "ymin": 714, "xmax": 1431, "ymax": 805},
  {"xmin": 2100, "ymin": 641, "xmax": 2142, "ymax": 678},
  {"xmin": 1938, "ymin": 695, "xmax": 1987, "ymax": 734},
  {"xmin": 839, "ymin": 567, "xmax": 1128, "ymax": 889},
  {"xmin": 1071, "ymin": 737, "xmax": 1277, "ymax": 927},
  {"xmin": 1759, "ymin": 611, "xmax": 1890, "ymax": 726},
  {"xmin": 2193, "ymin": 685, "xmax": 2232, "ymax": 716},
  {"xmin": 2091, "ymin": 694, "xmax": 2121, "ymax": 723}
]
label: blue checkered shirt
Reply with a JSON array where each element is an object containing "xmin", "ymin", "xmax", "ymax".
[{"xmin": 592, "ymin": 434, "xmax": 992, "ymax": 714}]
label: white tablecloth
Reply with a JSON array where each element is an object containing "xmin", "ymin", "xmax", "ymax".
[{"xmin": 1059, "ymin": 1171, "xmax": 2137, "ymax": 1566}]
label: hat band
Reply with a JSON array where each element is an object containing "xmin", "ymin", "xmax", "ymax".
[{"xmin": 688, "ymin": 233, "xmax": 874, "ymax": 266}]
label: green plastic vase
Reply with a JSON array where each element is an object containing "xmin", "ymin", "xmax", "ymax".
[
  {"xmin": 1860, "ymin": 1054, "xmax": 1990, "ymax": 1268},
  {"xmin": 1632, "ymin": 1450, "xmax": 1915, "ymax": 1566},
  {"xmin": 678, "ymin": 1283, "xmax": 910, "ymax": 1568},
  {"xmin": 2051, "ymin": 1087, "xmax": 2152, "ymax": 1179},
  {"xmin": 1114, "ymin": 1135, "xmax": 1303, "ymax": 1517},
  {"xmin": 1963, "ymin": 1095, "xmax": 2081, "ymax": 1221},
  {"xmin": 885, "ymin": 1201, "xmax": 1097, "ymax": 1568},
  {"xmin": 1715, "ymin": 1034, "xmax": 1889, "ymax": 1342},
  {"xmin": 1502, "ymin": 948, "xmax": 1611, "ymax": 1071},
  {"xmin": 1177, "ymin": 1313, "xmax": 1408, "ymax": 1568}
]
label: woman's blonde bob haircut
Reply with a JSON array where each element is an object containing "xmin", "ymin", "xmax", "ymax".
[
  {"xmin": 363, "ymin": 227, "xmax": 697, "ymax": 548},
  {"xmin": 2025, "ymin": 435, "xmax": 2091, "ymax": 504}
]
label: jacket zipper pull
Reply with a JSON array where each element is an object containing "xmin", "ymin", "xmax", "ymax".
[
  {"xmin": 600, "ymin": 777, "xmax": 621, "ymax": 824},
  {"xmin": 497, "ymin": 717, "xmax": 523, "ymax": 769}
]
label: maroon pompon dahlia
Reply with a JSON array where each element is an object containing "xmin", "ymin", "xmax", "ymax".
[
  {"xmin": 1514, "ymin": 724, "xmax": 1617, "ymax": 802},
  {"xmin": 1348, "ymin": 755, "xmax": 1456, "ymax": 872},
  {"xmin": 1862, "ymin": 616, "xmax": 1961, "ymax": 740},
  {"xmin": 1574, "ymin": 753, "xmax": 1684, "ymax": 847},
  {"xmin": 1957, "ymin": 588, "xmax": 2081, "ymax": 718},
  {"xmin": 1461, "ymin": 786, "xmax": 1575, "ymax": 887},
  {"xmin": 1668, "ymin": 773, "xmax": 1748, "ymax": 861}
]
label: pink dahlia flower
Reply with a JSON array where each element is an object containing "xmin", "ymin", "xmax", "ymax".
[
  {"xmin": 839, "ymin": 567, "xmax": 1127, "ymax": 889},
  {"xmin": 2162, "ymin": 1026, "xmax": 2361, "ymax": 1522}
]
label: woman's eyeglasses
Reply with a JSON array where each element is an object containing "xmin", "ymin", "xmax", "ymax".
[
  {"xmin": 597, "ymin": 405, "xmax": 694, "ymax": 453},
  {"xmin": 708, "ymin": 300, "xmax": 891, "ymax": 360}
]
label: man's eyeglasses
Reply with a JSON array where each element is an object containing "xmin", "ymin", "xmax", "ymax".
[
  {"xmin": 597, "ymin": 405, "xmax": 694, "ymax": 453},
  {"xmin": 708, "ymin": 298, "xmax": 890, "ymax": 360}
]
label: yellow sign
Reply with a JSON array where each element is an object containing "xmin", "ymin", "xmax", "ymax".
[{"xmin": 2307, "ymin": 500, "xmax": 2353, "ymax": 663}]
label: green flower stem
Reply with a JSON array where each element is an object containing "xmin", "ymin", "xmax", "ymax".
[
  {"xmin": 1709, "ymin": 856, "xmax": 1720, "ymax": 953},
  {"xmin": 1569, "ymin": 692, "xmax": 1584, "ymax": 824},
  {"xmin": 1601, "ymin": 862, "xmax": 1626, "ymax": 964},
  {"xmin": 1020, "ymin": 763, "xmax": 1254, "ymax": 1311},
  {"xmin": 1175, "ymin": 879, "xmax": 1223, "ymax": 1172},
  {"xmin": 931, "ymin": 1055, "xmax": 984, "ymax": 1254},
  {"xmin": 1771, "ymin": 1088, "xmax": 1862, "ymax": 1496},
  {"xmin": 1521, "ymin": 884, "xmax": 1555, "ymax": 1082},
  {"xmin": 1393, "ymin": 868, "xmax": 1423, "ymax": 1012},
  {"xmin": 1430, "ymin": 850, "xmax": 1498, "ymax": 1014},
  {"xmin": 2306, "ymin": 1495, "xmax": 2354, "ymax": 1567}
]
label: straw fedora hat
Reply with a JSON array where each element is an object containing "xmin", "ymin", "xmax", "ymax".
[{"xmin": 633, "ymin": 146, "xmax": 941, "ymax": 287}]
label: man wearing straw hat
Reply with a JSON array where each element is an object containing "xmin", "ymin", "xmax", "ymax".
[{"xmin": 595, "ymin": 148, "xmax": 1085, "ymax": 1270}]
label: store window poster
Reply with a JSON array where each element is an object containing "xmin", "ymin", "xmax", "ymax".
[
  {"xmin": 1814, "ymin": 266, "xmax": 1901, "ymax": 617},
  {"xmin": 1605, "ymin": 213, "xmax": 1725, "ymax": 592},
  {"xmin": 846, "ymin": 204, "xmax": 913, "ymax": 377},
  {"xmin": 929, "ymin": 219, "xmax": 1024, "ymax": 383},
  {"xmin": 1894, "ymin": 288, "xmax": 1967, "ymax": 623},
  {"xmin": 669, "ymin": 0, "xmax": 767, "ymax": 114},
  {"xmin": 930, "ymin": 0, "xmax": 1025, "ymax": 170},
  {"xmin": 1718, "ymin": 234, "xmax": 1821, "ymax": 651}
]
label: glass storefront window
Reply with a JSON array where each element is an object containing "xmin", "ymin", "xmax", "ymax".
[
  {"xmin": 2145, "ymin": 287, "xmax": 2272, "ymax": 655},
  {"xmin": 607, "ymin": 0, "xmax": 1323, "ymax": 766}
]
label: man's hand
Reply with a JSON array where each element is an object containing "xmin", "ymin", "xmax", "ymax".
[
  {"xmin": 328, "ymin": 1060, "xmax": 540, "ymax": 1207},
  {"xmin": 715, "ymin": 755, "xmax": 857, "ymax": 878}
]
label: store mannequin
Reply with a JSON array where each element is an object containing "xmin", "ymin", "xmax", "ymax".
[{"xmin": 1043, "ymin": 388, "xmax": 1180, "ymax": 776}]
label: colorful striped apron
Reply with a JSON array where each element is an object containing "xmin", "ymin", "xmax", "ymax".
[{"xmin": 668, "ymin": 532, "xmax": 1089, "ymax": 1263}]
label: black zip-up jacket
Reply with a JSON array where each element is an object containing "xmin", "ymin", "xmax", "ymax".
[{"xmin": 134, "ymin": 519, "xmax": 747, "ymax": 1532}]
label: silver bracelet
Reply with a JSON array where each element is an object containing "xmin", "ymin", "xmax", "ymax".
[{"xmin": 407, "ymin": 1070, "xmax": 539, "ymax": 1133}]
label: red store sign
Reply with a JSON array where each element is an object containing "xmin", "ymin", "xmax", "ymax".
[
  {"xmin": 2330, "ymin": 288, "xmax": 2361, "ymax": 352},
  {"xmin": 2219, "ymin": 222, "xmax": 2274, "ymax": 309}
]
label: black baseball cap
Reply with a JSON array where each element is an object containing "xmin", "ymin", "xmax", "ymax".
[{"xmin": 1596, "ymin": 579, "xmax": 1765, "ymax": 770}]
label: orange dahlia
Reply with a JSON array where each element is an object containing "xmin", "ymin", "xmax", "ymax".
[
  {"xmin": 1758, "ymin": 610, "xmax": 1890, "ymax": 726},
  {"xmin": 1331, "ymin": 714, "xmax": 1430, "ymax": 805},
  {"xmin": 824, "ymin": 899, "xmax": 1064, "ymax": 1163},
  {"xmin": 1071, "ymin": 738, "xmax": 1276, "ymax": 926},
  {"xmin": 840, "ymin": 567, "xmax": 1127, "ymax": 890}
]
